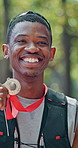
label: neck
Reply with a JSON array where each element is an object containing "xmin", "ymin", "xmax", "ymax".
[{"xmin": 13, "ymin": 73, "xmax": 44, "ymax": 99}]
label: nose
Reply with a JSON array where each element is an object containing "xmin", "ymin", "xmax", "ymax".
[{"xmin": 24, "ymin": 42, "xmax": 39, "ymax": 53}]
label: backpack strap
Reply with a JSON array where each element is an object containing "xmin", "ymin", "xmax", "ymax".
[{"xmin": 66, "ymin": 96, "xmax": 78, "ymax": 146}]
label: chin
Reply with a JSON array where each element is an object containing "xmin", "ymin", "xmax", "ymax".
[{"xmin": 23, "ymin": 70, "xmax": 42, "ymax": 78}]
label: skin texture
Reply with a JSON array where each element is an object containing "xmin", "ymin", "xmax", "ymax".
[
  {"xmin": 0, "ymin": 21, "xmax": 78, "ymax": 147},
  {"xmin": 1, "ymin": 21, "xmax": 56, "ymax": 103}
]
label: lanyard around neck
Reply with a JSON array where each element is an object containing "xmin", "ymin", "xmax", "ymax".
[{"xmin": 6, "ymin": 84, "xmax": 48, "ymax": 120}]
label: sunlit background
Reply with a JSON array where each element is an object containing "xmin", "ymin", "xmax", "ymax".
[{"xmin": 0, "ymin": 0, "xmax": 78, "ymax": 99}]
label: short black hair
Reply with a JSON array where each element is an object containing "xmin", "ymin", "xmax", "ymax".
[{"xmin": 7, "ymin": 11, "xmax": 52, "ymax": 46}]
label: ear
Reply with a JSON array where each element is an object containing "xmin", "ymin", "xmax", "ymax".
[
  {"xmin": 49, "ymin": 47, "xmax": 56, "ymax": 61},
  {"xmin": 2, "ymin": 44, "xmax": 10, "ymax": 59}
]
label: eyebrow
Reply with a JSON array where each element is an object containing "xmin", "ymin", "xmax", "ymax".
[
  {"xmin": 15, "ymin": 34, "xmax": 28, "ymax": 38},
  {"xmin": 37, "ymin": 35, "xmax": 48, "ymax": 39},
  {"xmin": 15, "ymin": 34, "xmax": 49, "ymax": 41}
]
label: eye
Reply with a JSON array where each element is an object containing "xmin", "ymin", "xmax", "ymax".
[
  {"xmin": 17, "ymin": 40, "xmax": 27, "ymax": 43},
  {"xmin": 37, "ymin": 41, "xmax": 48, "ymax": 46}
]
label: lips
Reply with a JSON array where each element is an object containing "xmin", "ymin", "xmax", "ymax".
[
  {"xmin": 19, "ymin": 55, "xmax": 43, "ymax": 63},
  {"xmin": 23, "ymin": 58, "xmax": 39, "ymax": 63}
]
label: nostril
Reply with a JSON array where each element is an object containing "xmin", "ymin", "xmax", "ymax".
[{"xmin": 24, "ymin": 47, "xmax": 39, "ymax": 53}]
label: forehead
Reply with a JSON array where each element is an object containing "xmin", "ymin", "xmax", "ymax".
[{"xmin": 11, "ymin": 21, "xmax": 50, "ymax": 40}]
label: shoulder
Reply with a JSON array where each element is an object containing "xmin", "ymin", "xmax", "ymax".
[
  {"xmin": 45, "ymin": 88, "xmax": 67, "ymax": 105},
  {"xmin": 65, "ymin": 96, "xmax": 78, "ymax": 146},
  {"xmin": 66, "ymin": 96, "xmax": 78, "ymax": 147},
  {"xmin": 46, "ymin": 88, "xmax": 78, "ymax": 106},
  {"xmin": 66, "ymin": 96, "xmax": 78, "ymax": 131},
  {"xmin": 66, "ymin": 96, "xmax": 77, "ymax": 106},
  {"xmin": 66, "ymin": 96, "xmax": 78, "ymax": 121}
]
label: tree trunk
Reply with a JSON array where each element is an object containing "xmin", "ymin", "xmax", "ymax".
[
  {"xmin": 62, "ymin": 25, "xmax": 71, "ymax": 96},
  {"xmin": 0, "ymin": 0, "xmax": 11, "ymax": 83},
  {"xmin": 61, "ymin": 0, "xmax": 71, "ymax": 96},
  {"xmin": 3, "ymin": 0, "xmax": 10, "ymax": 40}
]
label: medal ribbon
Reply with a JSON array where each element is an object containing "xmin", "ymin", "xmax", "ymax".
[{"xmin": 6, "ymin": 84, "xmax": 48, "ymax": 120}]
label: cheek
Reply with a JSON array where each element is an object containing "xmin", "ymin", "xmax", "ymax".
[
  {"xmin": 9, "ymin": 43, "xmax": 23, "ymax": 54},
  {"xmin": 9, "ymin": 52, "xmax": 18, "ymax": 67},
  {"xmin": 42, "ymin": 51, "xmax": 51, "ymax": 68},
  {"xmin": 9, "ymin": 46, "xmax": 20, "ymax": 60},
  {"xmin": 43, "ymin": 49, "xmax": 51, "ymax": 60}
]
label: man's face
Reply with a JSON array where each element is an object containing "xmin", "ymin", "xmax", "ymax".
[{"xmin": 6, "ymin": 21, "xmax": 55, "ymax": 78}]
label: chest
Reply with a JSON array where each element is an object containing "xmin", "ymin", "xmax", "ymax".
[
  {"xmin": 38, "ymin": 99, "xmax": 71, "ymax": 148},
  {"xmin": 16, "ymin": 99, "xmax": 44, "ymax": 146}
]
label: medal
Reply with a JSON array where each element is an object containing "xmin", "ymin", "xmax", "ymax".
[{"xmin": 4, "ymin": 78, "xmax": 21, "ymax": 95}]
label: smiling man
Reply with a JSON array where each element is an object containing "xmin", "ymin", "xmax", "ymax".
[
  {"xmin": 0, "ymin": 11, "xmax": 78, "ymax": 148},
  {"xmin": 8, "ymin": 21, "xmax": 53, "ymax": 79}
]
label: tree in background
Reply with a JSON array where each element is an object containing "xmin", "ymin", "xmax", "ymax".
[
  {"xmin": 61, "ymin": 0, "xmax": 78, "ymax": 96},
  {"xmin": 0, "ymin": 0, "xmax": 12, "ymax": 83}
]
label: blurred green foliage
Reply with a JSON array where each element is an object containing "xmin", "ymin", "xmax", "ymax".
[{"xmin": 0, "ymin": 0, "xmax": 78, "ymax": 98}]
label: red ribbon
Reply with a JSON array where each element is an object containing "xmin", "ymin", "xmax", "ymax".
[{"xmin": 6, "ymin": 84, "xmax": 48, "ymax": 120}]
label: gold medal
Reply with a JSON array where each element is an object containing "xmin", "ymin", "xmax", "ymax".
[{"xmin": 4, "ymin": 78, "xmax": 21, "ymax": 95}]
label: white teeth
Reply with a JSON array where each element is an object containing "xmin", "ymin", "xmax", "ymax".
[{"xmin": 23, "ymin": 58, "xmax": 39, "ymax": 63}]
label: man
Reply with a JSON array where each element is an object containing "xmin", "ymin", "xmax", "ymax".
[{"xmin": 0, "ymin": 11, "xmax": 78, "ymax": 148}]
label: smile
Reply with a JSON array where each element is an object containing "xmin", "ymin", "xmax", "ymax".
[{"xmin": 23, "ymin": 58, "xmax": 39, "ymax": 63}]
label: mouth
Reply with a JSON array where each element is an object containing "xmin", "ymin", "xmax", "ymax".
[
  {"xmin": 19, "ymin": 56, "xmax": 43, "ymax": 63},
  {"xmin": 23, "ymin": 58, "xmax": 39, "ymax": 63}
]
